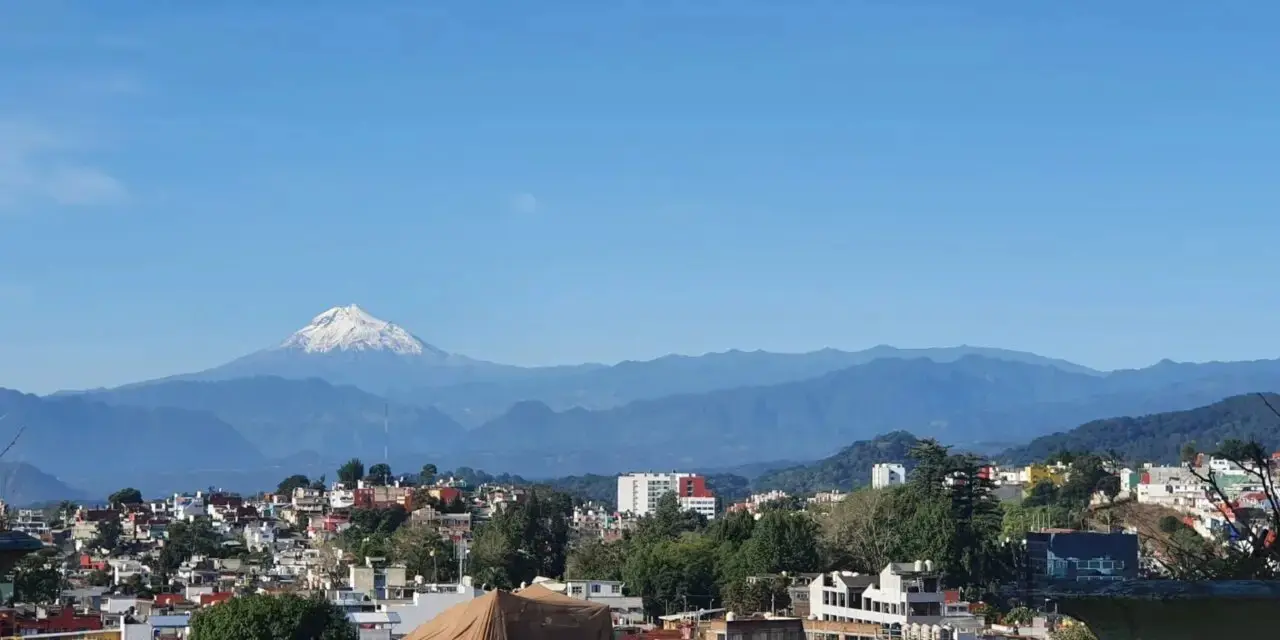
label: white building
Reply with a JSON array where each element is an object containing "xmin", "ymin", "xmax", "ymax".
[
  {"xmin": 617, "ymin": 472, "xmax": 716, "ymax": 519},
  {"xmin": 378, "ymin": 580, "xmax": 484, "ymax": 636},
  {"xmin": 809, "ymin": 562, "xmax": 981, "ymax": 639},
  {"xmin": 531, "ymin": 577, "xmax": 646, "ymax": 625},
  {"xmin": 243, "ymin": 521, "xmax": 278, "ymax": 552},
  {"xmin": 872, "ymin": 464, "xmax": 907, "ymax": 489}
]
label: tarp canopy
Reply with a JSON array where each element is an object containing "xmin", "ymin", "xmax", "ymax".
[{"xmin": 403, "ymin": 585, "xmax": 612, "ymax": 640}]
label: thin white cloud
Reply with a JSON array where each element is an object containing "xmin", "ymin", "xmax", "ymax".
[
  {"xmin": 510, "ymin": 192, "xmax": 539, "ymax": 214},
  {"xmin": 0, "ymin": 119, "xmax": 127, "ymax": 211}
]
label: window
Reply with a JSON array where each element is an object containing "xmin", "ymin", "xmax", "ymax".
[
  {"xmin": 611, "ymin": 584, "xmax": 621, "ymax": 594},
  {"xmin": 591, "ymin": 584, "xmax": 601, "ymax": 593}
]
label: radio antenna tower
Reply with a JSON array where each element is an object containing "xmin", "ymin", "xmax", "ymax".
[{"xmin": 383, "ymin": 403, "xmax": 389, "ymax": 464}]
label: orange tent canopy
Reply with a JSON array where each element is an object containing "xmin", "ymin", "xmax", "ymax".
[{"xmin": 403, "ymin": 585, "xmax": 612, "ymax": 640}]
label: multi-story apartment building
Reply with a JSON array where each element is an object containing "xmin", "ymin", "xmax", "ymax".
[
  {"xmin": 10, "ymin": 510, "xmax": 50, "ymax": 537},
  {"xmin": 809, "ymin": 562, "xmax": 981, "ymax": 639},
  {"xmin": 617, "ymin": 472, "xmax": 716, "ymax": 519},
  {"xmin": 871, "ymin": 464, "xmax": 906, "ymax": 489}
]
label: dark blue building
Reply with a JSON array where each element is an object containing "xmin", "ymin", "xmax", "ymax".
[{"xmin": 1025, "ymin": 530, "xmax": 1139, "ymax": 588}]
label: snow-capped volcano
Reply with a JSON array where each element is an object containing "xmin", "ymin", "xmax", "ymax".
[
  {"xmin": 279, "ymin": 304, "xmax": 442, "ymax": 356},
  {"xmin": 151, "ymin": 303, "xmax": 523, "ymax": 393}
]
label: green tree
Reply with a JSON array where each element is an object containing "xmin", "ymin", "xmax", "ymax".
[
  {"xmin": 391, "ymin": 524, "xmax": 456, "ymax": 583},
  {"xmin": 11, "ymin": 552, "xmax": 65, "ymax": 604},
  {"xmin": 420, "ymin": 463, "xmax": 438, "ymax": 485},
  {"xmin": 469, "ymin": 489, "xmax": 573, "ymax": 589},
  {"xmin": 1005, "ymin": 606, "xmax": 1034, "ymax": 625},
  {"xmin": 54, "ymin": 500, "xmax": 79, "ymax": 527},
  {"xmin": 741, "ymin": 510, "xmax": 819, "ymax": 575},
  {"xmin": 722, "ymin": 576, "xmax": 790, "ymax": 615},
  {"xmin": 345, "ymin": 506, "xmax": 409, "ymax": 539},
  {"xmin": 706, "ymin": 509, "xmax": 756, "ymax": 547},
  {"xmin": 276, "ymin": 475, "xmax": 311, "ymax": 495},
  {"xmin": 337, "ymin": 459, "xmax": 365, "ymax": 488},
  {"xmin": 118, "ymin": 573, "xmax": 153, "ymax": 597},
  {"xmin": 565, "ymin": 539, "xmax": 627, "ymax": 582},
  {"xmin": 108, "ymin": 487, "xmax": 143, "ymax": 507},
  {"xmin": 631, "ymin": 492, "xmax": 706, "ymax": 543},
  {"xmin": 1179, "ymin": 442, "xmax": 1198, "ymax": 464},
  {"xmin": 1097, "ymin": 475, "xmax": 1122, "ymax": 504},
  {"xmin": 819, "ymin": 487, "xmax": 900, "ymax": 573},
  {"xmin": 1051, "ymin": 621, "xmax": 1098, "ymax": 640},
  {"xmin": 91, "ymin": 517, "xmax": 125, "ymax": 552},
  {"xmin": 188, "ymin": 593, "xmax": 356, "ymax": 640},
  {"xmin": 1022, "ymin": 480, "xmax": 1060, "ymax": 508},
  {"xmin": 86, "ymin": 568, "xmax": 111, "ymax": 587},
  {"xmin": 366, "ymin": 463, "xmax": 392, "ymax": 486},
  {"xmin": 623, "ymin": 534, "xmax": 719, "ymax": 618},
  {"xmin": 159, "ymin": 519, "xmax": 225, "ymax": 573}
]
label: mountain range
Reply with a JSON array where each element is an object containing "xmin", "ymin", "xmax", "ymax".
[{"xmin": 10, "ymin": 303, "xmax": 1280, "ymax": 496}]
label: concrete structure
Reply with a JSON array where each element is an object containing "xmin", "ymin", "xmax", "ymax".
[
  {"xmin": 349, "ymin": 556, "xmax": 408, "ymax": 600},
  {"xmin": 617, "ymin": 472, "xmax": 716, "ymax": 519},
  {"xmin": 702, "ymin": 615, "xmax": 804, "ymax": 640},
  {"xmin": 871, "ymin": 464, "xmax": 906, "ymax": 489},
  {"xmin": 532, "ymin": 576, "xmax": 646, "ymax": 625},
  {"xmin": 808, "ymin": 563, "xmax": 980, "ymax": 639},
  {"xmin": 377, "ymin": 580, "xmax": 484, "ymax": 636}
]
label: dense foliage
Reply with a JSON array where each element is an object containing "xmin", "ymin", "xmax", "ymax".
[
  {"xmin": 10, "ymin": 551, "xmax": 65, "ymax": 604},
  {"xmin": 469, "ymin": 489, "xmax": 573, "ymax": 589},
  {"xmin": 754, "ymin": 431, "xmax": 919, "ymax": 494},
  {"xmin": 108, "ymin": 487, "xmax": 144, "ymax": 506},
  {"xmin": 276, "ymin": 474, "xmax": 312, "ymax": 495},
  {"xmin": 189, "ymin": 593, "xmax": 356, "ymax": 640},
  {"xmin": 559, "ymin": 439, "xmax": 1014, "ymax": 617},
  {"xmin": 1002, "ymin": 393, "xmax": 1280, "ymax": 465},
  {"xmin": 159, "ymin": 519, "xmax": 228, "ymax": 573}
]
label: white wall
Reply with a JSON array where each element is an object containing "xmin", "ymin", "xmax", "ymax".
[{"xmin": 381, "ymin": 587, "xmax": 483, "ymax": 635}]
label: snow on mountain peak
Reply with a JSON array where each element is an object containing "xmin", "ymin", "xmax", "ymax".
[{"xmin": 279, "ymin": 304, "xmax": 438, "ymax": 355}]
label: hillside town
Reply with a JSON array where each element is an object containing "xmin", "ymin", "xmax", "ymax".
[{"xmin": 0, "ymin": 439, "xmax": 1270, "ymax": 640}]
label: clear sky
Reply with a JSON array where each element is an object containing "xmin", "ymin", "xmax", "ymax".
[{"xmin": 2, "ymin": 1, "xmax": 1279, "ymax": 393}]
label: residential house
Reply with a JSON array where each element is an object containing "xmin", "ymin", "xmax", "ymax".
[
  {"xmin": 349, "ymin": 557, "xmax": 409, "ymax": 600},
  {"xmin": 532, "ymin": 577, "xmax": 645, "ymax": 626}
]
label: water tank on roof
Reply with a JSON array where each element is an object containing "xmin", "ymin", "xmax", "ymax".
[
  {"xmin": 726, "ymin": 612, "xmax": 737, "ymax": 622},
  {"xmin": 914, "ymin": 560, "xmax": 924, "ymax": 572}
]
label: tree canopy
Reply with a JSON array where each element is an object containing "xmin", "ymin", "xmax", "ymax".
[
  {"xmin": 337, "ymin": 459, "xmax": 364, "ymax": 487},
  {"xmin": 108, "ymin": 487, "xmax": 143, "ymax": 506},
  {"xmin": 189, "ymin": 593, "xmax": 356, "ymax": 640},
  {"xmin": 276, "ymin": 474, "xmax": 311, "ymax": 495}
]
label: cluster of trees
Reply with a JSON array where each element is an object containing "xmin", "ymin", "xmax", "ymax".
[
  {"xmin": 10, "ymin": 549, "xmax": 64, "ymax": 605},
  {"xmin": 468, "ymin": 490, "xmax": 573, "ymax": 590},
  {"xmin": 1001, "ymin": 452, "xmax": 1123, "ymax": 538},
  {"xmin": 564, "ymin": 492, "xmax": 823, "ymax": 618},
  {"xmin": 560, "ymin": 440, "xmax": 1014, "ymax": 617},
  {"xmin": 1002, "ymin": 392, "xmax": 1280, "ymax": 465},
  {"xmin": 189, "ymin": 593, "xmax": 356, "ymax": 640}
]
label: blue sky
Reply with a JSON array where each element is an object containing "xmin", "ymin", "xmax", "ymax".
[{"xmin": 2, "ymin": 1, "xmax": 1279, "ymax": 393}]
